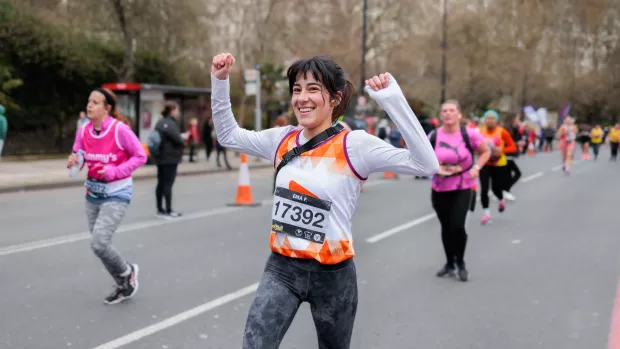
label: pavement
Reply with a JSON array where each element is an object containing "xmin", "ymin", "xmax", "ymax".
[
  {"xmin": 0, "ymin": 154, "xmax": 272, "ymax": 194},
  {"xmin": 0, "ymin": 149, "xmax": 619, "ymax": 349}
]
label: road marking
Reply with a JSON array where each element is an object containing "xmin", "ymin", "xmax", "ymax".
[
  {"xmin": 366, "ymin": 170, "xmax": 547, "ymax": 244},
  {"xmin": 551, "ymin": 165, "xmax": 563, "ymax": 172},
  {"xmin": 91, "ymin": 283, "xmax": 259, "ymax": 349},
  {"xmin": 0, "ymin": 180, "xmax": 392, "ymax": 256},
  {"xmin": 0, "ymin": 200, "xmax": 272, "ymax": 257},
  {"xmin": 608, "ymin": 279, "xmax": 620, "ymax": 349},
  {"xmin": 366, "ymin": 213, "xmax": 436, "ymax": 243},
  {"xmin": 362, "ymin": 181, "xmax": 386, "ymax": 188},
  {"xmin": 520, "ymin": 171, "xmax": 544, "ymax": 182}
]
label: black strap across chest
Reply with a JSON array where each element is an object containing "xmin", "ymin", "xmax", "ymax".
[{"xmin": 275, "ymin": 123, "xmax": 345, "ymax": 179}]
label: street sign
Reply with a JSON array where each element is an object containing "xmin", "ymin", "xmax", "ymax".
[{"xmin": 245, "ymin": 82, "xmax": 257, "ymax": 96}]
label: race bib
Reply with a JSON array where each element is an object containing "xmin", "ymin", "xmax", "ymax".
[
  {"xmin": 271, "ymin": 186, "xmax": 332, "ymax": 244},
  {"xmin": 85, "ymin": 177, "xmax": 109, "ymax": 198}
]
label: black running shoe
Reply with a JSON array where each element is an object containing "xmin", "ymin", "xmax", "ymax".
[
  {"xmin": 103, "ymin": 264, "xmax": 139, "ymax": 305},
  {"xmin": 436, "ymin": 264, "xmax": 456, "ymax": 277},
  {"xmin": 456, "ymin": 263, "xmax": 469, "ymax": 282}
]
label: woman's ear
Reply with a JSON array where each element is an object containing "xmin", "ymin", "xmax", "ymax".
[{"xmin": 332, "ymin": 91, "xmax": 343, "ymax": 105}]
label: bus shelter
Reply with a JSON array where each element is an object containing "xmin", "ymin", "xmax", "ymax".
[{"xmin": 101, "ymin": 82, "xmax": 212, "ymax": 145}]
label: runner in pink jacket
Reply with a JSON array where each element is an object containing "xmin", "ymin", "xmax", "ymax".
[{"xmin": 68, "ymin": 87, "xmax": 147, "ymax": 305}]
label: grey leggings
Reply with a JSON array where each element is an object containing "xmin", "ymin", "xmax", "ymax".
[
  {"xmin": 86, "ymin": 201, "xmax": 129, "ymax": 284},
  {"xmin": 243, "ymin": 252, "xmax": 358, "ymax": 349}
]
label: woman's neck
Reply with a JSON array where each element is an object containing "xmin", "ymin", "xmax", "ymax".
[
  {"xmin": 302, "ymin": 120, "xmax": 333, "ymax": 140},
  {"xmin": 443, "ymin": 123, "xmax": 459, "ymax": 134},
  {"xmin": 91, "ymin": 118, "xmax": 104, "ymax": 130}
]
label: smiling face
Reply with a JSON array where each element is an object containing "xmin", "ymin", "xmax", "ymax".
[
  {"xmin": 87, "ymin": 91, "xmax": 110, "ymax": 122},
  {"xmin": 291, "ymin": 72, "xmax": 337, "ymax": 130}
]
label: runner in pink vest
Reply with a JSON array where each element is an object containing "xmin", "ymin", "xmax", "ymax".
[{"xmin": 67, "ymin": 87, "xmax": 147, "ymax": 305}]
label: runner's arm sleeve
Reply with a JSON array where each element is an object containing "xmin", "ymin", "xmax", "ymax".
[
  {"xmin": 345, "ymin": 76, "xmax": 439, "ymax": 177},
  {"xmin": 211, "ymin": 74, "xmax": 295, "ymax": 161},
  {"xmin": 103, "ymin": 123, "xmax": 148, "ymax": 181},
  {"xmin": 72, "ymin": 126, "xmax": 83, "ymax": 153},
  {"xmin": 501, "ymin": 128, "xmax": 517, "ymax": 154}
]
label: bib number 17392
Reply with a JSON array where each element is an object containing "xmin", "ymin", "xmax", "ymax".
[
  {"xmin": 271, "ymin": 187, "xmax": 331, "ymax": 244},
  {"xmin": 273, "ymin": 201, "xmax": 325, "ymax": 228}
]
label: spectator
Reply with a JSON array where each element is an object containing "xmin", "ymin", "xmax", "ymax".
[{"xmin": 153, "ymin": 101, "xmax": 189, "ymax": 219}]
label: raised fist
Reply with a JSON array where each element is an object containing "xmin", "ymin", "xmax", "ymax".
[
  {"xmin": 211, "ymin": 53, "xmax": 235, "ymax": 80},
  {"xmin": 365, "ymin": 72, "xmax": 391, "ymax": 91}
]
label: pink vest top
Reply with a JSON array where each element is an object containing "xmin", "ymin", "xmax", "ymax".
[{"xmin": 81, "ymin": 119, "xmax": 132, "ymax": 196}]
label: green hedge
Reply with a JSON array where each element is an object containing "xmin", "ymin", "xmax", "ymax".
[{"xmin": 0, "ymin": 0, "xmax": 180, "ymax": 131}]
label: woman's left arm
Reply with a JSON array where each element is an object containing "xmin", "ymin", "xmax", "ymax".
[
  {"xmin": 345, "ymin": 74, "xmax": 439, "ymax": 178},
  {"xmin": 102, "ymin": 124, "xmax": 148, "ymax": 181}
]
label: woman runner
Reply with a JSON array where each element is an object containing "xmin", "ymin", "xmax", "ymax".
[
  {"xmin": 589, "ymin": 124, "xmax": 604, "ymax": 160},
  {"xmin": 503, "ymin": 112, "xmax": 524, "ymax": 201},
  {"xmin": 430, "ymin": 100, "xmax": 491, "ymax": 281},
  {"xmin": 577, "ymin": 123, "xmax": 591, "ymax": 160},
  {"xmin": 608, "ymin": 123, "xmax": 620, "ymax": 161},
  {"xmin": 210, "ymin": 53, "xmax": 438, "ymax": 349},
  {"xmin": 68, "ymin": 87, "xmax": 147, "ymax": 304},
  {"xmin": 556, "ymin": 116, "xmax": 578, "ymax": 174},
  {"xmin": 478, "ymin": 110, "xmax": 517, "ymax": 225}
]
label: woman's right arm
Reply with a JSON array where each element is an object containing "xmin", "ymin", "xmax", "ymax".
[
  {"xmin": 68, "ymin": 126, "xmax": 84, "ymax": 166},
  {"xmin": 211, "ymin": 74, "xmax": 294, "ymax": 160}
]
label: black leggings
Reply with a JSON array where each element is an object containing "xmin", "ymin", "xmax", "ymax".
[
  {"xmin": 505, "ymin": 159, "xmax": 521, "ymax": 192},
  {"xmin": 479, "ymin": 165, "xmax": 508, "ymax": 209},
  {"xmin": 591, "ymin": 142, "xmax": 601, "ymax": 159},
  {"xmin": 156, "ymin": 164, "xmax": 178, "ymax": 213},
  {"xmin": 243, "ymin": 252, "xmax": 358, "ymax": 349},
  {"xmin": 431, "ymin": 189, "xmax": 472, "ymax": 266},
  {"xmin": 611, "ymin": 142, "xmax": 619, "ymax": 160}
]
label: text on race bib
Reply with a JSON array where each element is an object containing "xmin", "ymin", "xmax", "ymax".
[
  {"xmin": 86, "ymin": 177, "xmax": 109, "ymax": 198},
  {"xmin": 271, "ymin": 186, "xmax": 332, "ymax": 244}
]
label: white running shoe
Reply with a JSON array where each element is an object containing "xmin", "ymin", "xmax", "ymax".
[{"xmin": 503, "ymin": 191, "xmax": 516, "ymax": 201}]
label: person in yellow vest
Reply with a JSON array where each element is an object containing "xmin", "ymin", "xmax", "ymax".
[
  {"xmin": 609, "ymin": 123, "xmax": 620, "ymax": 161},
  {"xmin": 589, "ymin": 124, "xmax": 604, "ymax": 161}
]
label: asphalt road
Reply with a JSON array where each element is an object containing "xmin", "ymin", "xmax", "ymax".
[{"xmin": 1, "ymin": 149, "xmax": 618, "ymax": 349}]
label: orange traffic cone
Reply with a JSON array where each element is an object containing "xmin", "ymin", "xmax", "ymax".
[
  {"xmin": 227, "ymin": 153, "xmax": 261, "ymax": 207},
  {"xmin": 383, "ymin": 172, "xmax": 397, "ymax": 179},
  {"xmin": 527, "ymin": 143, "xmax": 535, "ymax": 156}
]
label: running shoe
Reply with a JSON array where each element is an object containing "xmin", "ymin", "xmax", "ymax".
[
  {"xmin": 456, "ymin": 263, "xmax": 469, "ymax": 282},
  {"xmin": 436, "ymin": 264, "xmax": 456, "ymax": 278},
  {"xmin": 103, "ymin": 264, "xmax": 139, "ymax": 305},
  {"xmin": 480, "ymin": 215, "xmax": 490, "ymax": 225}
]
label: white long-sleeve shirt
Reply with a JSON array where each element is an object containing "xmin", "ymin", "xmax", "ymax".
[
  {"xmin": 211, "ymin": 73, "xmax": 438, "ymax": 264},
  {"xmin": 210, "ymin": 75, "xmax": 438, "ymax": 179}
]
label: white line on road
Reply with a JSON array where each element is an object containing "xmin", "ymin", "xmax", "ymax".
[
  {"xmin": 366, "ymin": 213, "xmax": 437, "ymax": 243},
  {"xmin": 520, "ymin": 171, "xmax": 544, "ymax": 182},
  {"xmin": 551, "ymin": 165, "xmax": 563, "ymax": 172},
  {"xmin": 0, "ymin": 200, "xmax": 273, "ymax": 257},
  {"xmin": 0, "ymin": 179, "xmax": 392, "ymax": 256},
  {"xmin": 367, "ymin": 170, "xmax": 547, "ymax": 244},
  {"xmin": 91, "ymin": 283, "xmax": 259, "ymax": 349}
]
